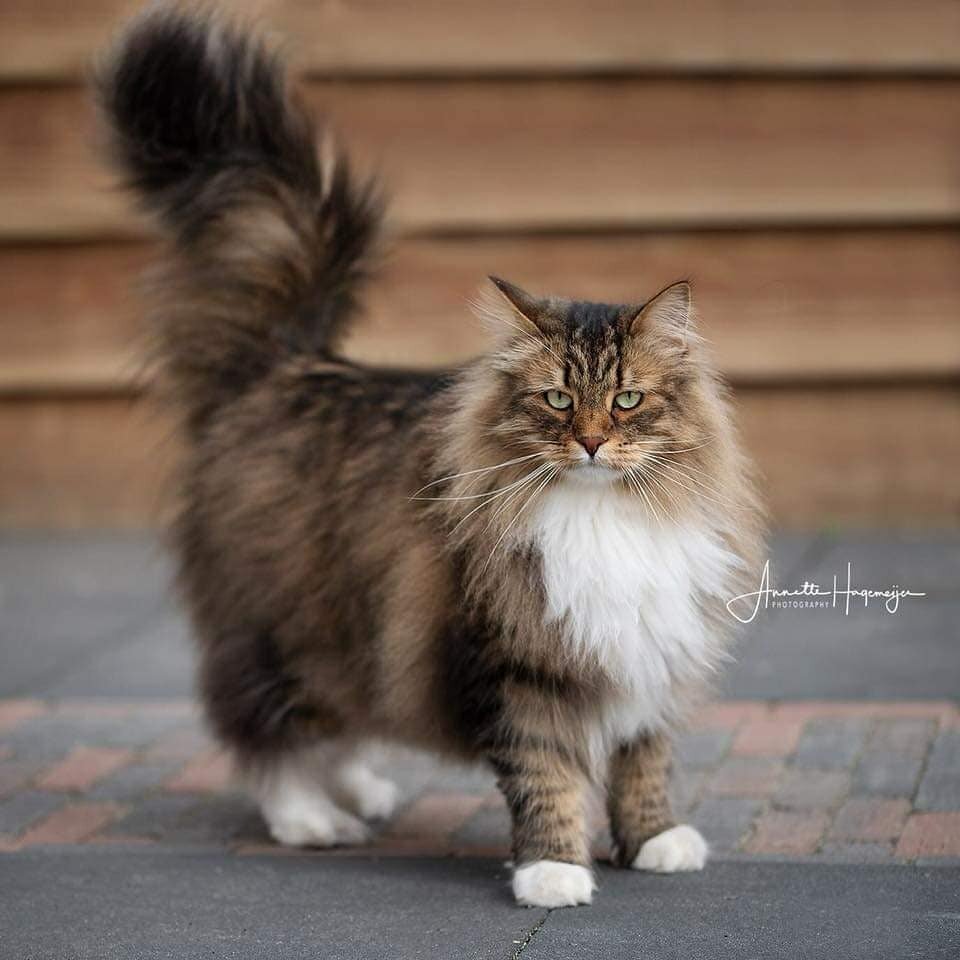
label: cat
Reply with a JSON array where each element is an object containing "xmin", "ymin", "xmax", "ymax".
[{"xmin": 98, "ymin": 6, "xmax": 764, "ymax": 908}]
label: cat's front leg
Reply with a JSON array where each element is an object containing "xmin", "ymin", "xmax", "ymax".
[
  {"xmin": 607, "ymin": 731, "xmax": 708, "ymax": 872},
  {"xmin": 490, "ymin": 741, "xmax": 595, "ymax": 908}
]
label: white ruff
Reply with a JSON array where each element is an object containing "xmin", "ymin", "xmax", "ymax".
[{"xmin": 525, "ymin": 472, "xmax": 740, "ymax": 742}]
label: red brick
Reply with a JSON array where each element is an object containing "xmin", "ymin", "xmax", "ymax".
[
  {"xmin": 691, "ymin": 702, "xmax": 771, "ymax": 731},
  {"xmin": 36, "ymin": 746, "xmax": 134, "ymax": 792},
  {"xmin": 16, "ymin": 803, "xmax": 124, "ymax": 848},
  {"xmin": 896, "ymin": 813, "xmax": 960, "ymax": 859},
  {"xmin": 381, "ymin": 792, "xmax": 486, "ymax": 847},
  {"xmin": 52, "ymin": 699, "xmax": 196, "ymax": 720},
  {"xmin": 0, "ymin": 699, "xmax": 44, "ymax": 734},
  {"xmin": 709, "ymin": 757, "xmax": 783, "ymax": 796},
  {"xmin": 165, "ymin": 750, "xmax": 233, "ymax": 793},
  {"xmin": 830, "ymin": 798, "xmax": 911, "ymax": 843},
  {"xmin": 144, "ymin": 727, "xmax": 214, "ymax": 762},
  {"xmin": 731, "ymin": 720, "xmax": 804, "ymax": 757},
  {"xmin": 770, "ymin": 701, "xmax": 958, "ymax": 724},
  {"xmin": 743, "ymin": 810, "xmax": 829, "ymax": 855}
]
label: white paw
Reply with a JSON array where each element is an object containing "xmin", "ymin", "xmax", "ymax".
[
  {"xmin": 512, "ymin": 860, "xmax": 595, "ymax": 908},
  {"xmin": 263, "ymin": 789, "xmax": 370, "ymax": 848},
  {"xmin": 335, "ymin": 764, "xmax": 399, "ymax": 821},
  {"xmin": 632, "ymin": 824, "xmax": 708, "ymax": 873}
]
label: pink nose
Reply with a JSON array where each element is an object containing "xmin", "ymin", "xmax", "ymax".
[{"xmin": 578, "ymin": 435, "xmax": 606, "ymax": 457}]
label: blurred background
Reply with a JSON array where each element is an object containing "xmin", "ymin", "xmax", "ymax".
[{"xmin": 1, "ymin": 0, "xmax": 959, "ymax": 530}]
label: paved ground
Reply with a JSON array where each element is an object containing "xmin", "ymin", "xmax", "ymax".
[{"xmin": 1, "ymin": 532, "xmax": 958, "ymax": 957}]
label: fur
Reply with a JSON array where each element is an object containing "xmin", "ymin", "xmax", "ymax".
[{"xmin": 98, "ymin": 5, "xmax": 765, "ymax": 909}]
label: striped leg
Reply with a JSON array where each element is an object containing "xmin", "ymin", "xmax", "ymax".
[
  {"xmin": 491, "ymin": 742, "xmax": 595, "ymax": 908},
  {"xmin": 607, "ymin": 731, "xmax": 708, "ymax": 872}
]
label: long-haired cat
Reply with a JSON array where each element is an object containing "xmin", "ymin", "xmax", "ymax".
[{"xmin": 98, "ymin": 7, "xmax": 764, "ymax": 907}]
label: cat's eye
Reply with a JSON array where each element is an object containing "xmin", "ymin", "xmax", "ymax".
[
  {"xmin": 544, "ymin": 390, "xmax": 573, "ymax": 411},
  {"xmin": 614, "ymin": 390, "xmax": 644, "ymax": 410}
]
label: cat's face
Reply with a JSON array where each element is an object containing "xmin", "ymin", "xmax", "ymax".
[{"xmin": 483, "ymin": 278, "xmax": 711, "ymax": 488}]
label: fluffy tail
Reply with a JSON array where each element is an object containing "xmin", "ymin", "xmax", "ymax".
[{"xmin": 97, "ymin": 7, "xmax": 381, "ymax": 428}]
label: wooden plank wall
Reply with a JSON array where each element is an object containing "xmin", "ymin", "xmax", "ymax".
[{"xmin": 1, "ymin": 1, "xmax": 958, "ymax": 528}]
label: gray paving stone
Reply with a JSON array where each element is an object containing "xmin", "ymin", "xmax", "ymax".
[
  {"xmin": 161, "ymin": 795, "xmax": 264, "ymax": 847},
  {"xmin": 0, "ymin": 601, "xmax": 146, "ymax": 698},
  {"xmin": 102, "ymin": 794, "xmax": 197, "ymax": 839},
  {"xmin": 775, "ymin": 769, "xmax": 851, "ymax": 810},
  {"xmin": 0, "ymin": 851, "xmax": 547, "ymax": 960},
  {"xmin": 44, "ymin": 615, "xmax": 194, "ymax": 699},
  {"xmin": 0, "ymin": 790, "xmax": 63, "ymax": 835},
  {"xmin": 793, "ymin": 719, "xmax": 871, "ymax": 770},
  {"xmin": 676, "ymin": 729, "xmax": 732, "ymax": 769},
  {"xmin": 425, "ymin": 761, "xmax": 498, "ymax": 795},
  {"xmin": 724, "ymin": 597, "xmax": 960, "ymax": 701},
  {"xmin": 0, "ymin": 533, "xmax": 171, "ymax": 603},
  {"xmin": 87, "ymin": 762, "xmax": 182, "ymax": 803},
  {"xmin": 810, "ymin": 533, "xmax": 960, "ymax": 597},
  {"xmin": 853, "ymin": 751, "xmax": 926, "ymax": 798},
  {"xmin": 670, "ymin": 768, "xmax": 707, "ymax": 817},
  {"xmin": 916, "ymin": 731, "xmax": 960, "ymax": 811},
  {"xmin": 0, "ymin": 759, "xmax": 45, "ymax": 800},
  {"xmin": 867, "ymin": 718, "xmax": 937, "ymax": 756},
  {"xmin": 453, "ymin": 804, "xmax": 511, "ymax": 850},
  {"xmin": 526, "ymin": 862, "xmax": 960, "ymax": 960},
  {"xmin": 692, "ymin": 795, "xmax": 763, "ymax": 854},
  {"xmin": 104, "ymin": 792, "xmax": 265, "ymax": 847},
  {"xmin": 3, "ymin": 711, "xmax": 183, "ymax": 760}
]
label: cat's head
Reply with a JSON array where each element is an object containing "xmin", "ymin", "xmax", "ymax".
[{"xmin": 471, "ymin": 276, "xmax": 719, "ymax": 492}]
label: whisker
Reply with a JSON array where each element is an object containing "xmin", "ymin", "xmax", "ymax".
[
  {"xmin": 629, "ymin": 436, "xmax": 717, "ymax": 454},
  {"xmin": 642, "ymin": 468, "xmax": 684, "ymax": 525},
  {"xmin": 642, "ymin": 456, "xmax": 733, "ymax": 508},
  {"xmin": 480, "ymin": 464, "xmax": 559, "ymax": 574},
  {"xmin": 414, "ymin": 460, "xmax": 549, "ymax": 502},
  {"xmin": 410, "ymin": 452, "xmax": 544, "ymax": 497},
  {"xmin": 624, "ymin": 467, "xmax": 663, "ymax": 528},
  {"xmin": 631, "ymin": 464, "xmax": 679, "ymax": 526},
  {"xmin": 447, "ymin": 463, "xmax": 553, "ymax": 535}
]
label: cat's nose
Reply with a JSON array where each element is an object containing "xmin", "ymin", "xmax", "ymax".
[{"xmin": 577, "ymin": 435, "xmax": 607, "ymax": 458}]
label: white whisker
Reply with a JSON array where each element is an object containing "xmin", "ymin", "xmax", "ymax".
[
  {"xmin": 410, "ymin": 452, "xmax": 544, "ymax": 498},
  {"xmin": 480, "ymin": 465, "xmax": 559, "ymax": 574},
  {"xmin": 448, "ymin": 462, "xmax": 553, "ymax": 536}
]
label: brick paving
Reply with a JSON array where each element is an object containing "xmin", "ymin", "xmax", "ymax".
[{"xmin": 0, "ymin": 698, "xmax": 957, "ymax": 862}]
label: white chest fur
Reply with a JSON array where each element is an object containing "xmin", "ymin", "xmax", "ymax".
[{"xmin": 525, "ymin": 472, "xmax": 739, "ymax": 740}]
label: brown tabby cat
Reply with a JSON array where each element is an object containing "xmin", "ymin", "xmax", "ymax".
[{"xmin": 99, "ymin": 7, "xmax": 763, "ymax": 907}]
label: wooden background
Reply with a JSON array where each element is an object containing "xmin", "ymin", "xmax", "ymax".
[{"xmin": 1, "ymin": 0, "xmax": 958, "ymax": 528}]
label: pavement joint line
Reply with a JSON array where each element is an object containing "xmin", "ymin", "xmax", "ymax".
[{"xmin": 510, "ymin": 911, "xmax": 550, "ymax": 959}]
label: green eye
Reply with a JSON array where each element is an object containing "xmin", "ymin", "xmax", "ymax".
[
  {"xmin": 544, "ymin": 390, "xmax": 573, "ymax": 410},
  {"xmin": 614, "ymin": 390, "xmax": 644, "ymax": 410}
]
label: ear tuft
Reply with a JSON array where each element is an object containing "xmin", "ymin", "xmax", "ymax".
[
  {"xmin": 488, "ymin": 276, "xmax": 550, "ymax": 333},
  {"xmin": 631, "ymin": 280, "xmax": 693, "ymax": 344}
]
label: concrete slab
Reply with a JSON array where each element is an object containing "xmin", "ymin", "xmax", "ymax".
[
  {"xmin": 525, "ymin": 861, "xmax": 960, "ymax": 960},
  {"xmin": 0, "ymin": 850, "xmax": 545, "ymax": 960}
]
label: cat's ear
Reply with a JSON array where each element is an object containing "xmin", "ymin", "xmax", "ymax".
[
  {"xmin": 487, "ymin": 276, "xmax": 554, "ymax": 335},
  {"xmin": 630, "ymin": 280, "xmax": 693, "ymax": 345}
]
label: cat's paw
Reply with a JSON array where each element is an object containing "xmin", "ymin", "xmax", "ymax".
[
  {"xmin": 264, "ymin": 794, "xmax": 370, "ymax": 848},
  {"xmin": 334, "ymin": 763, "xmax": 399, "ymax": 821},
  {"xmin": 632, "ymin": 824, "xmax": 708, "ymax": 873},
  {"xmin": 512, "ymin": 860, "xmax": 595, "ymax": 908}
]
